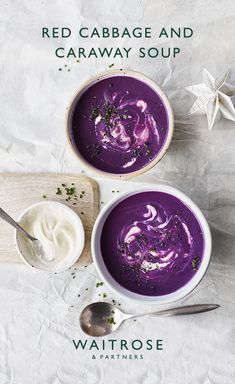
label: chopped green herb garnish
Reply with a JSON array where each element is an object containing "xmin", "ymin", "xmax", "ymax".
[
  {"xmin": 109, "ymin": 63, "xmax": 114, "ymax": 68},
  {"xmin": 106, "ymin": 316, "xmax": 116, "ymax": 324},
  {"xmin": 90, "ymin": 107, "xmax": 100, "ymax": 121},
  {"xmin": 192, "ymin": 257, "xmax": 199, "ymax": 271},
  {"xmin": 65, "ymin": 187, "xmax": 76, "ymax": 196},
  {"xmin": 42, "ymin": 195, "xmax": 47, "ymax": 199},
  {"xmin": 103, "ymin": 293, "xmax": 107, "ymax": 298},
  {"xmin": 96, "ymin": 282, "xmax": 104, "ymax": 288},
  {"xmin": 56, "ymin": 187, "xmax": 62, "ymax": 195}
]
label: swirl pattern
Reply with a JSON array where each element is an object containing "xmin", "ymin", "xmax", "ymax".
[
  {"xmin": 100, "ymin": 191, "xmax": 204, "ymax": 296},
  {"xmin": 93, "ymin": 90, "xmax": 160, "ymax": 168},
  {"xmin": 118, "ymin": 203, "xmax": 194, "ymax": 282}
]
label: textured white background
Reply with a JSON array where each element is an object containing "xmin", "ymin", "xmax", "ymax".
[{"xmin": 0, "ymin": 1, "xmax": 235, "ymax": 383}]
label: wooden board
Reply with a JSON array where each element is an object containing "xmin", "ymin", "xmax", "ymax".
[{"xmin": 0, "ymin": 173, "xmax": 99, "ymax": 267}]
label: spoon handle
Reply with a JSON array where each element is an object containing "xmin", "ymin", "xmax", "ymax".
[
  {"xmin": 147, "ymin": 304, "xmax": 219, "ymax": 317},
  {"xmin": 0, "ymin": 207, "xmax": 37, "ymax": 242}
]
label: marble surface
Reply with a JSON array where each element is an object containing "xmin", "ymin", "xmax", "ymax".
[{"xmin": 0, "ymin": 0, "xmax": 235, "ymax": 383}]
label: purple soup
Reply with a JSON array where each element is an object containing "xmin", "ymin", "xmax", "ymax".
[
  {"xmin": 100, "ymin": 192, "xmax": 204, "ymax": 296},
  {"xmin": 69, "ymin": 75, "xmax": 170, "ymax": 174}
]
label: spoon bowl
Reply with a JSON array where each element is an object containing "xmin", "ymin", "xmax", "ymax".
[{"xmin": 79, "ymin": 302, "xmax": 126, "ymax": 337}]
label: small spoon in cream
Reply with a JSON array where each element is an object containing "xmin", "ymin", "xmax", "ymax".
[{"xmin": 0, "ymin": 207, "xmax": 43, "ymax": 251}]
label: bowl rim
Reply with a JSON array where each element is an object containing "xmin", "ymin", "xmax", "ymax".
[
  {"xmin": 66, "ymin": 69, "xmax": 174, "ymax": 179},
  {"xmin": 15, "ymin": 200, "xmax": 85, "ymax": 272},
  {"xmin": 91, "ymin": 184, "xmax": 212, "ymax": 304}
]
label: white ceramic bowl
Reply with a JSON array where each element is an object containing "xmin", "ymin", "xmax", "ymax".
[
  {"xmin": 66, "ymin": 69, "xmax": 174, "ymax": 179},
  {"xmin": 92, "ymin": 184, "xmax": 212, "ymax": 304},
  {"xmin": 15, "ymin": 201, "xmax": 85, "ymax": 272}
]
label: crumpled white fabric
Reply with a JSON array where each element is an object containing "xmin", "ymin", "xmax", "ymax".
[{"xmin": 0, "ymin": 0, "xmax": 235, "ymax": 383}]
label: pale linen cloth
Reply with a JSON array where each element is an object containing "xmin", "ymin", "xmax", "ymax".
[{"xmin": 0, "ymin": 1, "xmax": 235, "ymax": 383}]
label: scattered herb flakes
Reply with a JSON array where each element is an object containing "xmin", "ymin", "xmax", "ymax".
[
  {"xmin": 80, "ymin": 211, "xmax": 84, "ymax": 215},
  {"xmin": 62, "ymin": 183, "xmax": 66, "ymax": 187},
  {"xmin": 85, "ymin": 288, "xmax": 89, "ymax": 291},
  {"xmin": 42, "ymin": 195, "xmax": 47, "ymax": 199},
  {"xmin": 106, "ymin": 316, "xmax": 116, "ymax": 325},
  {"xmin": 78, "ymin": 294, "xmax": 81, "ymax": 297},
  {"xmin": 109, "ymin": 63, "xmax": 114, "ymax": 68},
  {"xmin": 65, "ymin": 187, "xmax": 76, "ymax": 196},
  {"xmin": 96, "ymin": 282, "xmax": 104, "ymax": 288},
  {"xmin": 56, "ymin": 187, "xmax": 62, "ymax": 195},
  {"xmin": 90, "ymin": 107, "xmax": 100, "ymax": 121},
  {"xmin": 59, "ymin": 68, "xmax": 62, "ymax": 71},
  {"xmin": 103, "ymin": 293, "xmax": 107, "ymax": 298},
  {"xmin": 192, "ymin": 256, "xmax": 199, "ymax": 271}
]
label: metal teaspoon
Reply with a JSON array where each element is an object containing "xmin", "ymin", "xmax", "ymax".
[{"xmin": 79, "ymin": 301, "xmax": 219, "ymax": 337}]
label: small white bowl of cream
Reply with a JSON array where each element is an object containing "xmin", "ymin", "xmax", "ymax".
[{"xmin": 15, "ymin": 201, "xmax": 85, "ymax": 272}]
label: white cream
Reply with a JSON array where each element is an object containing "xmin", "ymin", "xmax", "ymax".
[{"xmin": 17, "ymin": 202, "xmax": 84, "ymax": 271}]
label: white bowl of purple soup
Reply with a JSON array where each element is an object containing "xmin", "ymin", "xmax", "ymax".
[
  {"xmin": 91, "ymin": 184, "xmax": 212, "ymax": 304},
  {"xmin": 66, "ymin": 69, "xmax": 174, "ymax": 178}
]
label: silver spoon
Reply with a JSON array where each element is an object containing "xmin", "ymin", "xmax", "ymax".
[
  {"xmin": 0, "ymin": 207, "xmax": 38, "ymax": 242},
  {"xmin": 80, "ymin": 301, "xmax": 219, "ymax": 337}
]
